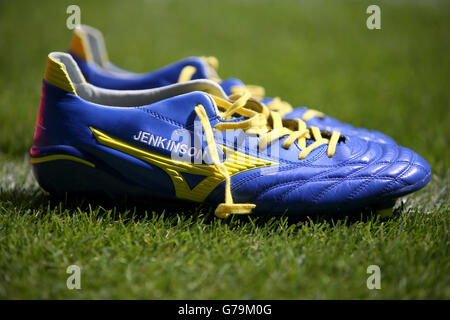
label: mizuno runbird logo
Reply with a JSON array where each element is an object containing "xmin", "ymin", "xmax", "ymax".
[{"xmin": 90, "ymin": 127, "xmax": 278, "ymax": 202}]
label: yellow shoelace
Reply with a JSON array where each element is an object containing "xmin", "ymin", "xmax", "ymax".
[
  {"xmin": 178, "ymin": 56, "xmax": 325, "ymax": 120},
  {"xmin": 195, "ymin": 92, "xmax": 340, "ymax": 218},
  {"xmin": 178, "ymin": 56, "xmax": 221, "ymax": 83}
]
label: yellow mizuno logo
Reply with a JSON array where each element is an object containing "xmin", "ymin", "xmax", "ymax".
[{"xmin": 90, "ymin": 127, "xmax": 278, "ymax": 202}]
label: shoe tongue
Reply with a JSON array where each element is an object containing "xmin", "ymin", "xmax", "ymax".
[{"xmin": 219, "ymin": 78, "xmax": 245, "ymax": 95}]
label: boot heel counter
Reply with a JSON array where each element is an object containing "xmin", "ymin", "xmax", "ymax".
[
  {"xmin": 68, "ymin": 27, "xmax": 92, "ymax": 62},
  {"xmin": 43, "ymin": 55, "xmax": 78, "ymax": 95},
  {"xmin": 31, "ymin": 55, "xmax": 79, "ymax": 152},
  {"xmin": 31, "ymin": 82, "xmax": 48, "ymax": 150}
]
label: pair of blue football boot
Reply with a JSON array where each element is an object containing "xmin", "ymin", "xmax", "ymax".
[{"xmin": 30, "ymin": 25, "xmax": 431, "ymax": 218}]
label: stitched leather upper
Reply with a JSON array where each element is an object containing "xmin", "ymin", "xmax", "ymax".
[{"xmin": 283, "ymin": 106, "xmax": 396, "ymax": 145}]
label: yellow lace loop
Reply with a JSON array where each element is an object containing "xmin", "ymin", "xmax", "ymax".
[
  {"xmin": 178, "ymin": 56, "xmax": 221, "ymax": 83},
  {"xmin": 221, "ymin": 91, "xmax": 252, "ymax": 120},
  {"xmin": 202, "ymin": 56, "xmax": 219, "ymax": 71},
  {"xmin": 230, "ymin": 85, "xmax": 265, "ymax": 100},
  {"xmin": 178, "ymin": 65, "xmax": 197, "ymax": 83},
  {"xmin": 194, "ymin": 105, "xmax": 256, "ymax": 218},
  {"xmin": 266, "ymin": 97, "xmax": 292, "ymax": 115},
  {"xmin": 230, "ymin": 84, "xmax": 325, "ymax": 121},
  {"xmin": 302, "ymin": 109, "xmax": 325, "ymax": 121}
]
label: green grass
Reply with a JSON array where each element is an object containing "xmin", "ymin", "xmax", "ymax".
[{"xmin": 0, "ymin": 0, "xmax": 449, "ymax": 299}]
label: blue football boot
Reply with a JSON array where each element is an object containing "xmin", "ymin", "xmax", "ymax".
[
  {"xmin": 67, "ymin": 25, "xmax": 395, "ymax": 145},
  {"xmin": 30, "ymin": 53, "xmax": 431, "ymax": 218}
]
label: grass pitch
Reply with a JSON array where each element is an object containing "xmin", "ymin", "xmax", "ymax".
[{"xmin": 0, "ymin": 0, "xmax": 449, "ymax": 299}]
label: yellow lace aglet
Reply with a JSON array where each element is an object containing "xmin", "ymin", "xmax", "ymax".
[{"xmin": 215, "ymin": 203, "xmax": 256, "ymax": 218}]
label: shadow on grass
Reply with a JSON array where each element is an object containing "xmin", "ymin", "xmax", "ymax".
[{"xmin": 0, "ymin": 185, "xmax": 397, "ymax": 229}]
